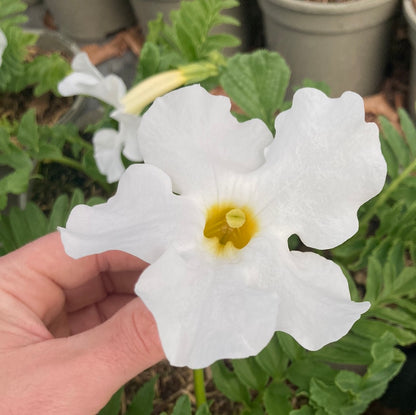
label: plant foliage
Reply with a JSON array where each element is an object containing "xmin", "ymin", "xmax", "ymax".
[
  {"xmin": 0, "ymin": 0, "xmax": 70, "ymax": 95},
  {"xmin": 136, "ymin": 0, "xmax": 240, "ymax": 82}
]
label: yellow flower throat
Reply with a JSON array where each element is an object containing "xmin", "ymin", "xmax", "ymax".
[{"xmin": 203, "ymin": 204, "xmax": 258, "ymax": 255}]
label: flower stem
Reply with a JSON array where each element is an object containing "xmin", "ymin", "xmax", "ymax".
[{"xmin": 193, "ymin": 368, "xmax": 207, "ymax": 408}]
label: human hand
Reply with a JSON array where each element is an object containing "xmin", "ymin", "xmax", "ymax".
[{"xmin": 0, "ymin": 232, "xmax": 164, "ymax": 415}]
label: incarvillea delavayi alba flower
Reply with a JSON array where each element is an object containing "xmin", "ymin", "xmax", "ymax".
[{"xmin": 60, "ymin": 85, "xmax": 386, "ymax": 369}]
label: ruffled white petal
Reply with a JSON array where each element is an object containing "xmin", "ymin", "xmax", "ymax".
[
  {"xmin": 273, "ymin": 249, "xmax": 369, "ymax": 350},
  {"xmin": 0, "ymin": 29, "xmax": 7, "ymax": 67},
  {"xmin": 58, "ymin": 52, "xmax": 126, "ymax": 108},
  {"xmin": 262, "ymin": 88, "xmax": 386, "ymax": 249},
  {"xmin": 135, "ymin": 245, "xmax": 280, "ymax": 369},
  {"xmin": 92, "ymin": 128, "xmax": 125, "ymax": 183},
  {"xmin": 136, "ymin": 229, "xmax": 368, "ymax": 368},
  {"xmin": 139, "ymin": 84, "xmax": 273, "ymax": 195},
  {"xmin": 111, "ymin": 110, "xmax": 142, "ymax": 162},
  {"xmin": 59, "ymin": 164, "xmax": 203, "ymax": 263}
]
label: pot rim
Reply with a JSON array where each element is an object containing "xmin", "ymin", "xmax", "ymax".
[{"xmin": 260, "ymin": 0, "xmax": 398, "ymax": 15}]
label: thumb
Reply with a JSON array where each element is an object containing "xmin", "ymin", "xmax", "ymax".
[{"xmin": 33, "ymin": 298, "xmax": 165, "ymax": 414}]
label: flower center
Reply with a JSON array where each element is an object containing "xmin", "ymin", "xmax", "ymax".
[{"xmin": 203, "ymin": 204, "xmax": 258, "ymax": 254}]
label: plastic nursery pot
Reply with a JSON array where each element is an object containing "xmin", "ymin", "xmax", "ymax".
[
  {"xmin": 43, "ymin": 0, "xmax": 136, "ymax": 42},
  {"xmin": 404, "ymin": 0, "xmax": 416, "ymax": 119},
  {"xmin": 257, "ymin": 0, "xmax": 400, "ymax": 97},
  {"xmin": 129, "ymin": 0, "xmax": 250, "ymax": 55}
]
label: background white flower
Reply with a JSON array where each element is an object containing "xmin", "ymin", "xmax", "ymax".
[
  {"xmin": 60, "ymin": 85, "xmax": 386, "ymax": 369},
  {"xmin": 58, "ymin": 52, "xmax": 142, "ymax": 182},
  {"xmin": 0, "ymin": 29, "xmax": 7, "ymax": 67}
]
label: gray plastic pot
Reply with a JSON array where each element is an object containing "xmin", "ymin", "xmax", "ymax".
[
  {"xmin": 404, "ymin": 0, "xmax": 416, "ymax": 119},
  {"xmin": 258, "ymin": 0, "xmax": 400, "ymax": 97},
  {"xmin": 44, "ymin": 0, "xmax": 136, "ymax": 42},
  {"xmin": 129, "ymin": 0, "xmax": 249, "ymax": 54}
]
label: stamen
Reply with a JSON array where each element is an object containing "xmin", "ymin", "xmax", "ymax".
[{"xmin": 225, "ymin": 208, "xmax": 246, "ymax": 229}]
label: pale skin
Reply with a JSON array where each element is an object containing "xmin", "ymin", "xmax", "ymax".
[{"xmin": 0, "ymin": 232, "xmax": 164, "ymax": 415}]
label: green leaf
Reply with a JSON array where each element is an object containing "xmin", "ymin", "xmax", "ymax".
[
  {"xmin": 171, "ymin": 395, "xmax": 191, "ymax": 415},
  {"xmin": 211, "ymin": 360, "xmax": 251, "ymax": 405},
  {"xmin": 0, "ymin": 202, "xmax": 47, "ymax": 250},
  {"xmin": 98, "ymin": 387, "xmax": 123, "ymax": 415},
  {"xmin": 390, "ymin": 265, "xmax": 416, "ymax": 297},
  {"xmin": 398, "ymin": 108, "xmax": 416, "ymax": 156},
  {"xmin": 195, "ymin": 403, "xmax": 211, "ymax": 415},
  {"xmin": 220, "ymin": 50, "xmax": 290, "ymax": 132},
  {"xmin": 352, "ymin": 318, "xmax": 416, "ymax": 347},
  {"xmin": 17, "ymin": 109, "xmax": 39, "ymax": 153},
  {"xmin": 47, "ymin": 194, "xmax": 70, "ymax": 232},
  {"xmin": 232, "ymin": 357, "xmax": 269, "ymax": 391},
  {"xmin": 289, "ymin": 406, "xmax": 314, "ymax": 415},
  {"xmin": 286, "ymin": 358, "xmax": 337, "ymax": 392},
  {"xmin": 276, "ymin": 332, "xmax": 305, "ymax": 361},
  {"xmin": 380, "ymin": 136, "xmax": 399, "ymax": 178},
  {"xmin": 125, "ymin": 376, "xmax": 157, "ymax": 415},
  {"xmin": 364, "ymin": 256, "xmax": 383, "ymax": 302},
  {"xmin": 379, "ymin": 116, "xmax": 410, "ymax": 168},
  {"xmin": 263, "ymin": 382, "xmax": 292, "ymax": 415},
  {"xmin": 255, "ymin": 333, "xmax": 289, "ymax": 379}
]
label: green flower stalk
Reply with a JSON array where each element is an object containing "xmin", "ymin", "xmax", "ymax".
[{"xmin": 121, "ymin": 61, "xmax": 219, "ymax": 115}]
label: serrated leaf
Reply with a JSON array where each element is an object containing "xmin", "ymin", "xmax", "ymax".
[
  {"xmin": 220, "ymin": 50, "xmax": 290, "ymax": 132},
  {"xmin": 369, "ymin": 306, "xmax": 416, "ymax": 331},
  {"xmin": 386, "ymin": 239, "xmax": 405, "ymax": 276},
  {"xmin": 17, "ymin": 109, "xmax": 39, "ymax": 153},
  {"xmin": 211, "ymin": 361, "xmax": 251, "ymax": 405},
  {"xmin": 263, "ymin": 382, "xmax": 292, "ymax": 415},
  {"xmin": 311, "ymin": 333, "xmax": 372, "ymax": 366},
  {"xmin": 390, "ymin": 266, "xmax": 416, "ymax": 297},
  {"xmin": 125, "ymin": 376, "xmax": 157, "ymax": 415},
  {"xmin": 352, "ymin": 318, "xmax": 416, "ymax": 346},
  {"xmin": 232, "ymin": 357, "xmax": 268, "ymax": 391}
]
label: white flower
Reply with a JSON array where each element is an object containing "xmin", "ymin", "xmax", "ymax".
[
  {"xmin": 0, "ymin": 29, "xmax": 7, "ymax": 67},
  {"xmin": 60, "ymin": 85, "xmax": 386, "ymax": 369},
  {"xmin": 58, "ymin": 52, "xmax": 142, "ymax": 182}
]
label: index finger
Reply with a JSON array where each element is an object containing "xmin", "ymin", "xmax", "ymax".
[{"xmin": 0, "ymin": 232, "xmax": 147, "ymax": 325}]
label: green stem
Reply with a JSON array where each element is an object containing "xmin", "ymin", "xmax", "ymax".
[
  {"xmin": 193, "ymin": 369, "xmax": 207, "ymax": 408},
  {"xmin": 45, "ymin": 156, "xmax": 112, "ymax": 193},
  {"xmin": 360, "ymin": 157, "xmax": 416, "ymax": 228}
]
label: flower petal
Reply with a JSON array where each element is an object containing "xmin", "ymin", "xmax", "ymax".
[
  {"xmin": 136, "ymin": 229, "xmax": 369, "ymax": 368},
  {"xmin": 0, "ymin": 29, "xmax": 7, "ymax": 67},
  {"xmin": 274, "ymin": 249, "xmax": 370, "ymax": 351},
  {"xmin": 92, "ymin": 128, "xmax": 125, "ymax": 183},
  {"xmin": 135, "ymin": 246, "xmax": 280, "ymax": 368},
  {"xmin": 139, "ymin": 84, "xmax": 273, "ymax": 195},
  {"xmin": 59, "ymin": 164, "xmax": 203, "ymax": 263},
  {"xmin": 111, "ymin": 110, "xmax": 142, "ymax": 162},
  {"xmin": 264, "ymin": 88, "xmax": 387, "ymax": 249},
  {"xmin": 58, "ymin": 52, "xmax": 126, "ymax": 108}
]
